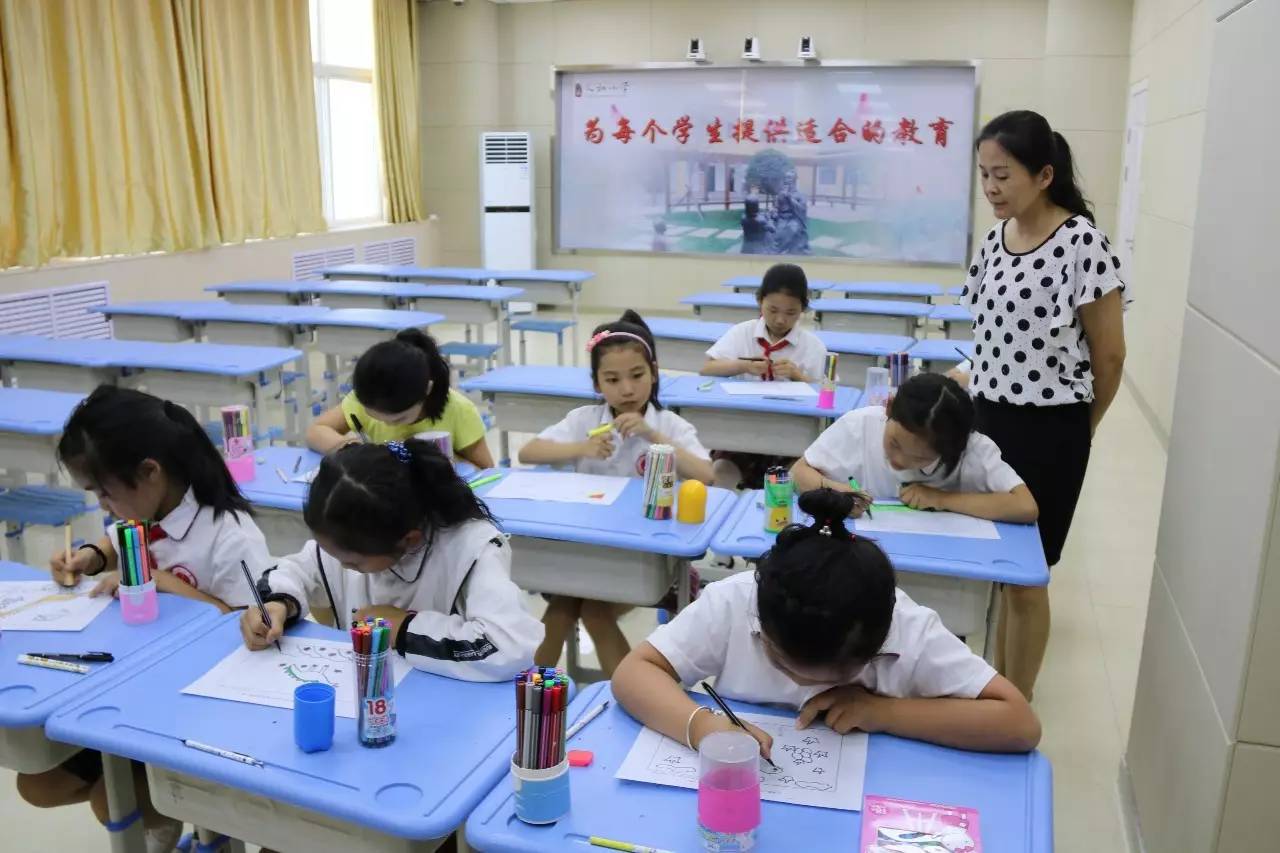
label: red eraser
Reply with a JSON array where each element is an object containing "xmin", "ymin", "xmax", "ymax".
[{"xmin": 567, "ymin": 749, "xmax": 594, "ymax": 767}]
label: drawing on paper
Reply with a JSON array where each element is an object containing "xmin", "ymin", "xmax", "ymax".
[
  {"xmin": 0, "ymin": 580, "xmax": 111, "ymax": 632},
  {"xmin": 182, "ymin": 635, "xmax": 410, "ymax": 718},
  {"xmin": 615, "ymin": 709, "xmax": 868, "ymax": 811}
]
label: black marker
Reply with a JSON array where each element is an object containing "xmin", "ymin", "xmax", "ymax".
[
  {"xmin": 29, "ymin": 652, "xmax": 113, "ymax": 663},
  {"xmin": 700, "ymin": 681, "xmax": 780, "ymax": 770}
]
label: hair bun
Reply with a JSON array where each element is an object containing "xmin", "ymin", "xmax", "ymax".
[{"xmin": 797, "ymin": 488, "xmax": 855, "ymax": 532}]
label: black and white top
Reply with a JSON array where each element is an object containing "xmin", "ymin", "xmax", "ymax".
[{"xmin": 961, "ymin": 216, "xmax": 1129, "ymax": 406}]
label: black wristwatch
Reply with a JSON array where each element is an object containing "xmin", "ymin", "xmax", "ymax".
[{"xmin": 77, "ymin": 543, "xmax": 108, "ymax": 576}]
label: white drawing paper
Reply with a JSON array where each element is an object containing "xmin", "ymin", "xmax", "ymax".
[
  {"xmin": 856, "ymin": 508, "xmax": 999, "ymax": 540},
  {"xmin": 0, "ymin": 580, "xmax": 111, "ymax": 631},
  {"xmin": 290, "ymin": 468, "xmax": 319, "ymax": 484},
  {"xmin": 182, "ymin": 636, "xmax": 410, "ymax": 718},
  {"xmin": 483, "ymin": 471, "xmax": 629, "ymax": 506},
  {"xmin": 720, "ymin": 381, "xmax": 818, "ymax": 398},
  {"xmin": 615, "ymin": 711, "xmax": 868, "ymax": 811}
]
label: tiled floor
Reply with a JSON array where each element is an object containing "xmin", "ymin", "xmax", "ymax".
[{"xmin": 0, "ymin": 313, "xmax": 1166, "ymax": 852}]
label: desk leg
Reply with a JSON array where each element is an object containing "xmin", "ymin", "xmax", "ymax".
[
  {"xmin": 571, "ymin": 286, "xmax": 580, "ymax": 366},
  {"xmin": 675, "ymin": 557, "xmax": 692, "ymax": 611},
  {"xmin": 982, "ymin": 583, "xmax": 1001, "ymax": 662},
  {"xmin": 500, "ymin": 307, "xmax": 513, "ymax": 367},
  {"xmin": 325, "ymin": 353, "xmax": 340, "ymax": 407},
  {"xmin": 102, "ymin": 753, "xmax": 146, "ymax": 853}
]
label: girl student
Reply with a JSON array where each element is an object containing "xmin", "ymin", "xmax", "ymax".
[
  {"xmin": 519, "ymin": 311, "xmax": 713, "ymax": 676},
  {"xmin": 305, "ymin": 328, "xmax": 496, "ymax": 469},
  {"xmin": 242, "ymin": 439, "xmax": 543, "ymax": 682},
  {"xmin": 18, "ymin": 385, "xmax": 272, "ymax": 850},
  {"xmin": 701, "ymin": 262, "xmax": 830, "ymax": 489},
  {"xmin": 790, "ymin": 372, "xmax": 1038, "ymax": 523},
  {"xmin": 613, "ymin": 489, "xmax": 1041, "ymax": 757}
]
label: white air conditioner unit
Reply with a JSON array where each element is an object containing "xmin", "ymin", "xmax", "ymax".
[{"xmin": 480, "ymin": 131, "xmax": 534, "ymax": 312}]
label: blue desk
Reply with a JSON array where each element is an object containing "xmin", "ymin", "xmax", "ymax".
[
  {"xmin": 909, "ymin": 338, "xmax": 975, "ymax": 371},
  {"xmin": 931, "ymin": 304, "xmax": 974, "ymax": 340},
  {"xmin": 826, "ymin": 280, "xmax": 944, "ymax": 303},
  {"xmin": 466, "ymin": 682, "xmax": 1054, "ymax": 853},
  {"xmin": 487, "ymin": 270, "xmax": 595, "ymax": 361},
  {"xmin": 947, "ymin": 284, "xmax": 966, "ymax": 297},
  {"xmin": 1, "ymin": 561, "xmax": 221, "ymax": 852},
  {"xmin": 642, "ymin": 317, "xmax": 732, "ymax": 373},
  {"xmin": 92, "ymin": 300, "xmax": 216, "ymax": 341},
  {"xmin": 318, "ymin": 262, "xmax": 426, "ymax": 282},
  {"xmin": 0, "ymin": 387, "xmax": 83, "ymax": 478},
  {"xmin": 459, "ymin": 366, "xmax": 600, "ymax": 465},
  {"xmin": 46, "ymin": 613, "xmax": 521, "ymax": 851},
  {"xmin": 682, "ymin": 292, "xmax": 931, "ymax": 336},
  {"xmin": 711, "ymin": 491, "xmax": 1048, "ymax": 649},
  {"xmin": 473, "ymin": 468, "xmax": 735, "ymax": 608},
  {"xmin": 721, "ymin": 274, "xmax": 837, "ymax": 295},
  {"xmin": 816, "ymin": 330, "xmax": 917, "ymax": 388},
  {"xmin": 661, "ymin": 374, "xmax": 862, "ymax": 458},
  {"xmin": 205, "ymin": 280, "xmax": 318, "ymax": 306}
]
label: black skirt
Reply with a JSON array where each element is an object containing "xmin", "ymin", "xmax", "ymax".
[{"xmin": 973, "ymin": 397, "xmax": 1091, "ymax": 568}]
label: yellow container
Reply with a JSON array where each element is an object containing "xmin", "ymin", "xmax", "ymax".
[{"xmin": 677, "ymin": 480, "xmax": 708, "ymax": 524}]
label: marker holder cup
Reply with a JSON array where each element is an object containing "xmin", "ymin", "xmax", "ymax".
[
  {"xmin": 354, "ymin": 650, "xmax": 397, "ymax": 748},
  {"xmin": 511, "ymin": 756, "xmax": 570, "ymax": 825},
  {"xmin": 414, "ymin": 430, "xmax": 452, "ymax": 461},
  {"xmin": 225, "ymin": 454, "xmax": 256, "ymax": 484},
  {"xmin": 119, "ymin": 580, "xmax": 158, "ymax": 626},
  {"xmin": 698, "ymin": 731, "xmax": 761, "ymax": 852},
  {"xmin": 762, "ymin": 469, "xmax": 793, "ymax": 534},
  {"xmin": 294, "ymin": 682, "xmax": 336, "ymax": 753},
  {"xmin": 864, "ymin": 366, "xmax": 892, "ymax": 408},
  {"xmin": 817, "ymin": 352, "xmax": 838, "ymax": 410}
]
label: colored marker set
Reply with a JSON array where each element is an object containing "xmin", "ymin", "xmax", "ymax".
[
  {"xmin": 641, "ymin": 443, "xmax": 676, "ymax": 520},
  {"xmin": 763, "ymin": 467, "xmax": 794, "ymax": 533},
  {"xmin": 114, "ymin": 520, "xmax": 158, "ymax": 625},
  {"xmin": 888, "ymin": 351, "xmax": 913, "ymax": 387},
  {"xmin": 512, "ymin": 667, "xmax": 572, "ymax": 825},
  {"xmin": 351, "ymin": 617, "xmax": 397, "ymax": 747},
  {"xmin": 221, "ymin": 404, "xmax": 256, "ymax": 483}
]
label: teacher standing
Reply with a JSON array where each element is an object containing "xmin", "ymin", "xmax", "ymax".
[{"xmin": 960, "ymin": 111, "xmax": 1129, "ymax": 699}]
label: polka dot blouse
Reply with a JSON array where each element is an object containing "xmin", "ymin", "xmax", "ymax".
[{"xmin": 961, "ymin": 216, "xmax": 1130, "ymax": 406}]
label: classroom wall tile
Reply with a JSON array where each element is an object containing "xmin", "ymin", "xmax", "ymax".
[
  {"xmin": 1239, "ymin": 489, "xmax": 1280, "ymax": 747},
  {"xmin": 1148, "ymin": 0, "xmax": 1207, "ymax": 34},
  {"xmin": 499, "ymin": 62, "xmax": 555, "ymax": 128},
  {"xmin": 429, "ymin": 188, "xmax": 482, "ymax": 254},
  {"xmin": 976, "ymin": 59, "xmax": 1045, "ymax": 121},
  {"xmin": 863, "ymin": 0, "xmax": 988, "ymax": 60},
  {"xmin": 1092, "ymin": 202, "xmax": 1118, "ymax": 242},
  {"xmin": 1215, "ymin": 0, "xmax": 1258, "ymax": 19},
  {"xmin": 750, "ymin": 0, "xmax": 867, "ymax": 60},
  {"xmin": 1127, "ymin": 42, "xmax": 1153, "ymax": 84},
  {"xmin": 421, "ymin": 0, "xmax": 498, "ymax": 66},
  {"xmin": 1126, "ymin": 568, "xmax": 1233, "ymax": 853},
  {"xmin": 978, "ymin": 0, "xmax": 1052, "ymax": 60},
  {"xmin": 551, "ymin": 0, "xmax": 653, "ymax": 66},
  {"xmin": 1139, "ymin": 113, "xmax": 1206, "ymax": 227},
  {"xmin": 1146, "ymin": 2, "xmax": 1213, "ymax": 125},
  {"xmin": 420, "ymin": 126, "xmax": 479, "ymax": 192},
  {"xmin": 1185, "ymin": 0, "xmax": 1280, "ymax": 367},
  {"xmin": 1156, "ymin": 309, "xmax": 1280, "ymax": 731},
  {"xmin": 529, "ymin": 128, "xmax": 553, "ymax": 192},
  {"xmin": 1130, "ymin": 0, "xmax": 1160, "ymax": 50},
  {"xmin": 1067, "ymin": 130, "xmax": 1124, "ymax": 207},
  {"xmin": 1040, "ymin": 56, "xmax": 1130, "ymax": 132},
  {"xmin": 1218, "ymin": 742, "xmax": 1280, "ymax": 848},
  {"xmin": 496, "ymin": 0, "xmax": 557, "ymax": 66},
  {"xmin": 1046, "ymin": 0, "xmax": 1134, "ymax": 57},
  {"xmin": 421, "ymin": 62, "xmax": 500, "ymax": 128}
]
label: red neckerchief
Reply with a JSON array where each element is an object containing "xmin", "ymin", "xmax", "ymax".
[{"xmin": 756, "ymin": 336, "xmax": 791, "ymax": 381}]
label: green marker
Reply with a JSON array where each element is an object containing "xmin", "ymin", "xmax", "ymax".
[
  {"xmin": 698, "ymin": 380, "xmax": 714, "ymax": 391},
  {"xmin": 467, "ymin": 473, "xmax": 503, "ymax": 490}
]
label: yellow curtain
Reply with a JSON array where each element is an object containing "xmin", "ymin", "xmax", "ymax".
[
  {"xmin": 0, "ymin": 0, "xmax": 324, "ymax": 269},
  {"xmin": 373, "ymin": 0, "xmax": 424, "ymax": 223}
]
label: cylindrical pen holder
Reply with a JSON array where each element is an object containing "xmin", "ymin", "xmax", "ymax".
[
  {"xmin": 294, "ymin": 682, "xmax": 336, "ymax": 753},
  {"xmin": 818, "ymin": 353, "xmax": 838, "ymax": 410},
  {"xmin": 511, "ymin": 756, "xmax": 570, "ymax": 825},
  {"xmin": 762, "ymin": 470, "xmax": 793, "ymax": 534},
  {"xmin": 354, "ymin": 650, "xmax": 397, "ymax": 747},
  {"xmin": 119, "ymin": 580, "xmax": 158, "ymax": 626},
  {"xmin": 414, "ymin": 430, "xmax": 453, "ymax": 461},
  {"xmin": 698, "ymin": 731, "xmax": 761, "ymax": 852},
  {"xmin": 864, "ymin": 366, "xmax": 892, "ymax": 408},
  {"xmin": 225, "ymin": 454, "xmax": 256, "ymax": 484},
  {"xmin": 677, "ymin": 479, "xmax": 708, "ymax": 524},
  {"xmin": 642, "ymin": 443, "xmax": 676, "ymax": 520}
]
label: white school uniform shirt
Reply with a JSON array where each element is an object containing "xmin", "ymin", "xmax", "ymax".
[
  {"xmin": 261, "ymin": 519, "xmax": 543, "ymax": 682},
  {"xmin": 802, "ymin": 406, "xmax": 1023, "ymax": 500},
  {"xmin": 648, "ymin": 571, "xmax": 996, "ymax": 709},
  {"xmin": 705, "ymin": 318, "xmax": 829, "ymax": 383},
  {"xmin": 536, "ymin": 402, "xmax": 710, "ymax": 478},
  {"xmin": 107, "ymin": 488, "xmax": 272, "ymax": 608}
]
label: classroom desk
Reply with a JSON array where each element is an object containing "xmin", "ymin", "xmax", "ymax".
[
  {"xmin": 45, "ymin": 613, "xmax": 522, "ymax": 853},
  {"xmin": 931, "ymin": 304, "xmax": 975, "ymax": 340},
  {"xmin": 710, "ymin": 492, "xmax": 1049, "ymax": 653},
  {"xmin": 826, "ymin": 280, "xmax": 945, "ymax": 303},
  {"xmin": 91, "ymin": 300, "xmax": 214, "ymax": 341},
  {"xmin": 205, "ymin": 280, "xmax": 318, "ymax": 306},
  {"xmin": 817, "ymin": 330, "xmax": 917, "ymax": 388},
  {"xmin": 472, "ymin": 469, "xmax": 735, "ymax": 610},
  {"xmin": 0, "ymin": 387, "xmax": 83, "ymax": 479},
  {"xmin": 486, "ymin": 270, "xmax": 595, "ymax": 361},
  {"xmin": 467, "ymin": 683, "xmax": 1054, "ymax": 853},
  {"xmin": 721, "ymin": 274, "xmax": 836, "ymax": 294},
  {"xmin": 642, "ymin": 317, "xmax": 732, "ymax": 373},
  {"xmin": 683, "ymin": 292, "xmax": 931, "ymax": 337},
  {"xmin": 318, "ymin": 262, "xmax": 427, "ymax": 282},
  {"xmin": 0, "ymin": 561, "xmax": 222, "ymax": 852},
  {"xmin": 947, "ymin": 284, "xmax": 966, "ymax": 297},
  {"xmin": 459, "ymin": 366, "xmax": 600, "ymax": 465},
  {"xmin": 909, "ymin": 338, "xmax": 975, "ymax": 372},
  {"xmin": 660, "ymin": 374, "xmax": 862, "ymax": 458},
  {"xmin": 0, "ymin": 336, "xmax": 298, "ymax": 442}
]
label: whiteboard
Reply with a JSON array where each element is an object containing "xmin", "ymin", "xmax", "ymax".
[{"xmin": 555, "ymin": 64, "xmax": 977, "ymax": 265}]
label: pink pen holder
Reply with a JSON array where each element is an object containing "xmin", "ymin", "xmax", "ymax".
[
  {"xmin": 698, "ymin": 731, "xmax": 761, "ymax": 851},
  {"xmin": 225, "ymin": 454, "xmax": 256, "ymax": 484},
  {"xmin": 817, "ymin": 387, "xmax": 836, "ymax": 410},
  {"xmin": 119, "ymin": 580, "xmax": 158, "ymax": 626}
]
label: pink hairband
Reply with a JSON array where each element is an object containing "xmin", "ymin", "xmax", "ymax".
[{"xmin": 585, "ymin": 330, "xmax": 653, "ymax": 358}]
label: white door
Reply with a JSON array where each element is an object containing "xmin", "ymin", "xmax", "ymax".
[{"xmin": 1117, "ymin": 82, "xmax": 1149, "ymax": 277}]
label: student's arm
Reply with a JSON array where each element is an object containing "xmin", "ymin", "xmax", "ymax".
[
  {"xmin": 790, "ymin": 458, "xmax": 855, "ymax": 495},
  {"xmin": 395, "ymin": 538, "xmax": 544, "ymax": 681},
  {"xmin": 770, "ymin": 358, "xmax": 814, "ymax": 383},
  {"xmin": 614, "ymin": 642, "xmax": 774, "ymax": 758},
  {"xmin": 701, "ymin": 357, "xmax": 767, "ymax": 378},
  {"xmin": 457, "ymin": 437, "xmax": 495, "ymax": 469},
  {"xmin": 797, "ymin": 674, "xmax": 1040, "ymax": 753},
  {"xmin": 153, "ymin": 571, "xmax": 233, "ymax": 614},
  {"xmin": 1078, "ymin": 288, "xmax": 1126, "ymax": 436},
  {"xmin": 306, "ymin": 405, "xmax": 358, "ymax": 454},
  {"xmin": 899, "ymin": 483, "xmax": 1039, "ymax": 523},
  {"xmin": 244, "ymin": 544, "xmax": 327, "ymax": 649},
  {"xmin": 673, "ymin": 447, "xmax": 714, "ymax": 485},
  {"xmin": 518, "ymin": 434, "xmax": 612, "ymax": 465},
  {"xmin": 51, "ymin": 533, "xmax": 118, "ymax": 586},
  {"xmin": 614, "ymin": 413, "xmax": 714, "ymax": 484}
]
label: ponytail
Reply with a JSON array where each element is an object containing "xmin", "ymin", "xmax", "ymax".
[
  {"xmin": 887, "ymin": 373, "xmax": 974, "ymax": 475},
  {"xmin": 352, "ymin": 328, "xmax": 452, "ymax": 421},
  {"xmin": 57, "ymin": 385, "xmax": 251, "ymax": 519},
  {"xmin": 977, "ymin": 110, "xmax": 1094, "ymax": 222},
  {"xmin": 304, "ymin": 439, "xmax": 494, "ymax": 556}
]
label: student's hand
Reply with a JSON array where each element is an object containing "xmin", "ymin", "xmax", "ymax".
[
  {"xmin": 848, "ymin": 490, "xmax": 873, "ymax": 519},
  {"xmin": 797, "ymin": 685, "xmax": 883, "ymax": 735},
  {"xmin": 241, "ymin": 601, "xmax": 288, "ymax": 650},
  {"xmin": 151, "ymin": 569, "xmax": 190, "ymax": 596},
  {"xmin": 353, "ymin": 604, "xmax": 409, "ymax": 637},
  {"xmin": 579, "ymin": 433, "xmax": 615, "ymax": 460},
  {"xmin": 771, "ymin": 359, "xmax": 803, "ymax": 381},
  {"xmin": 739, "ymin": 359, "xmax": 768, "ymax": 377},
  {"xmin": 900, "ymin": 483, "xmax": 950, "ymax": 512},
  {"xmin": 613, "ymin": 412, "xmax": 657, "ymax": 441},
  {"xmin": 945, "ymin": 366, "xmax": 970, "ymax": 388},
  {"xmin": 692, "ymin": 710, "xmax": 774, "ymax": 762},
  {"xmin": 88, "ymin": 572, "xmax": 121, "ymax": 599},
  {"xmin": 50, "ymin": 547, "xmax": 100, "ymax": 587}
]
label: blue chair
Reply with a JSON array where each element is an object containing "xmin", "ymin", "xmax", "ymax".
[
  {"xmin": 0, "ymin": 486, "xmax": 98, "ymax": 564},
  {"xmin": 510, "ymin": 318, "xmax": 575, "ymax": 366}
]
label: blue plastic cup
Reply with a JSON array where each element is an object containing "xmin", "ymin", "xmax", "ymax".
[{"xmin": 294, "ymin": 682, "xmax": 335, "ymax": 753}]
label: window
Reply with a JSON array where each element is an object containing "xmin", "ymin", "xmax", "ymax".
[{"xmin": 310, "ymin": 0, "xmax": 383, "ymax": 225}]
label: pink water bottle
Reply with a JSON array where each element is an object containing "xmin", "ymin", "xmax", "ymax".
[{"xmin": 697, "ymin": 730, "xmax": 761, "ymax": 851}]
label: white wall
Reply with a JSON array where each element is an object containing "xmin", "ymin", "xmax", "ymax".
[{"xmin": 419, "ymin": 0, "xmax": 1131, "ymax": 313}]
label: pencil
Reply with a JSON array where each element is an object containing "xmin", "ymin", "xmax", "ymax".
[
  {"xmin": 63, "ymin": 525, "xmax": 72, "ymax": 568},
  {"xmin": 349, "ymin": 414, "xmax": 370, "ymax": 444},
  {"xmin": 240, "ymin": 560, "xmax": 280, "ymax": 652},
  {"xmin": 699, "ymin": 681, "xmax": 779, "ymax": 770}
]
